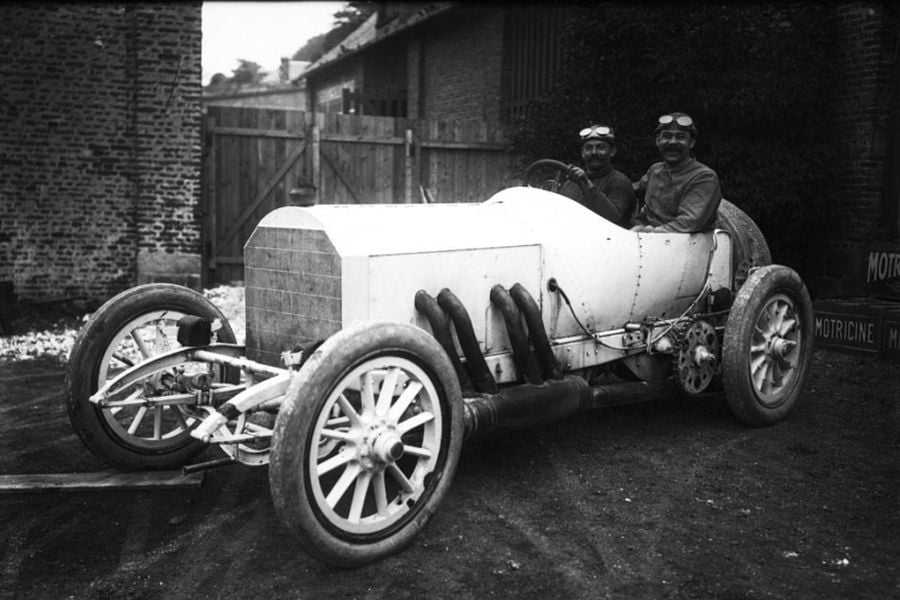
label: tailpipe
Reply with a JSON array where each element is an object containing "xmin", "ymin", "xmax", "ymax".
[
  {"xmin": 463, "ymin": 377, "xmax": 680, "ymax": 441},
  {"xmin": 464, "ymin": 376, "xmax": 592, "ymax": 439}
]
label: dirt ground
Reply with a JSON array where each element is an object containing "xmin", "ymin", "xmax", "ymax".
[{"xmin": 0, "ymin": 320, "xmax": 898, "ymax": 599}]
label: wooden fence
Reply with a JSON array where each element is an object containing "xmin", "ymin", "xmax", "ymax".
[{"xmin": 202, "ymin": 107, "xmax": 520, "ymax": 284}]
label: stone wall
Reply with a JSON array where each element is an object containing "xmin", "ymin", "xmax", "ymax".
[{"xmin": 0, "ymin": 3, "xmax": 202, "ymax": 303}]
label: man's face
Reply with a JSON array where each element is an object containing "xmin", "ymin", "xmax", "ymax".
[
  {"xmin": 581, "ymin": 140, "xmax": 616, "ymax": 174},
  {"xmin": 655, "ymin": 128, "xmax": 695, "ymax": 166}
]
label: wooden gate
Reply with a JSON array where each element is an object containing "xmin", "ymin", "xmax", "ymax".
[{"xmin": 202, "ymin": 107, "xmax": 518, "ymax": 285}]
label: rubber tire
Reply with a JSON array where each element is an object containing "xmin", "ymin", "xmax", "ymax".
[
  {"xmin": 721, "ymin": 266, "xmax": 813, "ymax": 427},
  {"xmin": 269, "ymin": 321, "xmax": 464, "ymax": 567},
  {"xmin": 716, "ymin": 199, "xmax": 772, "ymax": 290},
  {"xmin": 65, "ymin": 283, "xmax": 237, "ymax": 470}
]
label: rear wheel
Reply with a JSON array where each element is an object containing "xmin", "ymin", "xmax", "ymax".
[
  {"xmin": 65, "ymin": 284, "xmax": 237, "ymax": 470},
  {"xmin": 269, "ymin": 321, "xmax": 463, "ymax": 567},
  {"xmin": 717, "ymin": 199, "xmax": 771, "ymax": 290},
  {"xmin": 722, "ymin": 266, "xmax": 813, "ymax": 426}
]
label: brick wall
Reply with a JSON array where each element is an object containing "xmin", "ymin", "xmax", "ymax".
[
  {"xmin": 815, "ymin": 2, "xmax": 900, "ymax": 295},
  {"xmin": 420, "ymin": 7, "xmax": 504, "ymax": 122},
  {"xmin": 0, "ymin": 3, "xmax": 202, "ymax": 303}
]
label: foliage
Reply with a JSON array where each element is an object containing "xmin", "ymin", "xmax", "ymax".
[
  {"xmin": 292, "ymin": 1, "xmax": 377, "ymax": 63},
  {"xmin": 229, "ymin": 59, "xmax": 268, "ymax": 85},
  {"xmin": 510, "ymin": 4, "xmax": 839, "ymax": 273}
]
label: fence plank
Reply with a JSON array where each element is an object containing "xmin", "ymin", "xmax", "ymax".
[
  {"xmin": 204, "ymin": 108, "xmax": 519, "ymax": 284},
  {"xmin": 220, "ymin": 140, "xmax": 308, "ymax": 248}
]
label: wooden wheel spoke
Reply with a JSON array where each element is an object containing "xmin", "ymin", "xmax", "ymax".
[
  {"xmin": 764, "ymin": 364, "xmax": 778, "ymax": 393},
  {"xmin": 749, "ymin": 351, "xmax": 767, "ymax": 374},
  {"xmin": 112, "ymin": 352, "xmax": 136, "ymax": 367},
  {"xmin": 373, "ymin": 471, "xmax": 389, "ymax": 516},
  {"xmin": 126, "ymin": 406, "xmax": 148, "ymax": 435},
  {"xmin": 153, "ymin": 405, "xmax": 163, "ymax": 439},
  {"xmin": 336, "ymin": 393, "xmax": 363, "ymax": 428},
  {"xmin": 397, "ymin": 411, "xmax": 434, "ymax": 435},
  {"xmin": 326, "ymin": 463, "xmax": 361, "ymax": 508},
  {"xmin": 174, "ymin": 408, "xmax": 189, "ymax": 431},
  {"xmin": 320, "ymin": 428, "xmax": 354, "ymax": 442},
  {"xmin": 326, "ymin": 415, "xmax": 351, "ymax": 427},
  {"xmin": 752, "ymin": 360, "xmax": 769, "ymax": 391},
  {"xmin": 402, "ymin": 445, "xmax": 432, "ymax": 459},
  {"xmin": 318, "ymin": 449, "xmax": 354, "ymax": 476},
  {"xmin": 778, "ymin": 317, "xmax": 797, "ymax": 337},
  {"xmin": 348, "ymin": 472, "xmax": 373, "ymax": 523},
  {"xmin": 376, "ymin": 367, "xmax": 401, "ymax": 416},
  {"xmin": 388, "ymin": 381, "xmax": 423, "ymax": 422},
  {"xmin": 130, "ymin": 329, "xmax": 152, "ymax": 359},
  {"xmin": 360, "ymin": 372, "xmax": 376, "ymax": 417},
  {"xmin": 387, "ymin": 463, "xmax": 416, "ymax": 494}
]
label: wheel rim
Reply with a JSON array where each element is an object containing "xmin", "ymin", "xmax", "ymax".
[
  {"xmin": 308, "ymin": 355, "xmax": 444, "ymax": 536},
  {"xmin": 97, "ymin": 310, "xmax": 219, "ymax": 451},
  {"xmin": 748, "ymin": 293, "xmax": 802, "ymax": 406}
]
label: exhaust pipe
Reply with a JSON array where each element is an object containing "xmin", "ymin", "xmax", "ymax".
[
  {"xmin": 437, "ymin": 288, "xmax": 498, "ymax": 394},
  {"xmin": 490, "ymin": 284, "xmax": 543, "ymax": 385},
  {"xmin": 463, "ymin": 377, "xmax": 680, "ymax": 440},
  {"xmin": 509, "ymin": 283, "xmax": 562, "ymax": 380},
  {"xmin": 415, "ymin": 290, "xmax": 473, "ymax": 395}
]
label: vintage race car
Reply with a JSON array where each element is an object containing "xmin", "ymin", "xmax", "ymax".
[{"xmin": 66, "ymin": 162, "xmax": 813, "ymax": 566}]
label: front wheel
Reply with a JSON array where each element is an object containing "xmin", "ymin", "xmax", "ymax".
[
  {"xmin": 65, "ymin": 283, "xmax": 237, "ymax": 470},
  {"xmin": 269, "ymin": 321, "xmax": 464, "ymax": 567},
  {"xmin": 721, "ymin": 265, "xmax": 813, "ymax": 426}
]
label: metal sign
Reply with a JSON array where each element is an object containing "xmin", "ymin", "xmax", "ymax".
[
  {"xmin": 814, "ymin": 302, "xmax": 882, "ymax": 354},
  {"xmin": 864, "ymin": 246, "xmax": 900, "ymax": 300},
  {"xmin": 883, "ymin": 311, "xmax": 900, "ymax": 360}
]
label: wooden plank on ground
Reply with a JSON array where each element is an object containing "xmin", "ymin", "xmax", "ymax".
[{"xmin": 0, "ymin": 470, "xmax": 204, "ymax": 494}]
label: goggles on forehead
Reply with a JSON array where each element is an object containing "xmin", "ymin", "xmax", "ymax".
[
  {"xmin": 579, "ymin": 125, "xmax": 613, "ymax": 139},
  {"xmin": 658, "ymin": 114, "xmax": 694, "ymax": 128}
]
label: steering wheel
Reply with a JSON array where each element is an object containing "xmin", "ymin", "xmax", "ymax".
[{"xmin": 523, "ymin": 159, "xmax": 591, "ymax": 198}]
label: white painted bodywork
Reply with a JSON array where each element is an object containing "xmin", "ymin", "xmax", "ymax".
[{"xmin": 254, "ymin": 187, "xmax": 732, "ymax": 383}]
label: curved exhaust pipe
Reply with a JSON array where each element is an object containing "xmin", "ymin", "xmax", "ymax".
[
  {"xmin": 437, "ymin": 288, "xmax": 498, "ymax": 394},
  {"xmin": 509, "ymin": 283, "xmax": 561, "ymax": 380},
  {"xmin": 490, "ymin": 284, "xmax": 543, "ymax": 385},
  {"xmin": 414, "ymin": 290, "xmax": 473, "ymax": 395}
]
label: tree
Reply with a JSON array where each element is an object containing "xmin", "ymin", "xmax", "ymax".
[
  {"xmin": 229, "ymin": 59, "xmax": 267, "ymax": 85},
  {"xmin": 292, "ymin": 1, "xmax": 376, "ymax": 63}
]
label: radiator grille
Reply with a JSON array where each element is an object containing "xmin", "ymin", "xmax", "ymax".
[{"xmin": 244, "ymin": 227, "xmax": 341, "ymax": 366}]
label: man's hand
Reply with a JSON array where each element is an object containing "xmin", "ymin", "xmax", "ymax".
[{"xmin": 568, "ymin": 165, "xmax": 593, "ymax": 188}]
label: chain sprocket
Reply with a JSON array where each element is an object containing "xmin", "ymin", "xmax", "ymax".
[{"xmin": 674, "ymin": 319, "xmax": 720, "ymax": 395}]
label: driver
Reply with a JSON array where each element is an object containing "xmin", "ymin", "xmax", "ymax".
[
  {"xmin": 631, "ymin": 112, "xmax": 721, "ymax": 233},
  {"xmin": 560, "ymin": 124, "xmax": 636, "ymax": 228}
]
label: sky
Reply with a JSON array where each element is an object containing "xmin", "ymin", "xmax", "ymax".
[{"xmin": 201, "ymin": 1, "xmax": 346, "ymax": 85}]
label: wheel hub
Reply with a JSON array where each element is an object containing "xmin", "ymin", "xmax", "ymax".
[
  {"xmin": 767, "ymin": 336, "xmax": 796, "ymax": 358},
  {"xmin": 358, "ymin": 422, "xmax": 404, "ymax": 471},
  {"xmin": 675, "ymin": 319, "xmax": 720, "ymax": 395},
  {"xmin": 373, "ymin": 431, "xmax": 404, "ymax": 462}
]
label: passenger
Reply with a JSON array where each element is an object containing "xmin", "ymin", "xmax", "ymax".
[
  {"xmin": 631, "ymin": 112, "xmax": 721, "ymax": 233},
  {"xmin": 560, "ymin": 124, "xmax": 636, "ymax": 228}
]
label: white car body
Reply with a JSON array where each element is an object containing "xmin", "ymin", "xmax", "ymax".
[{"xmin": 244, "ymin": 186, "xmax": 732, "ymax": 383}]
